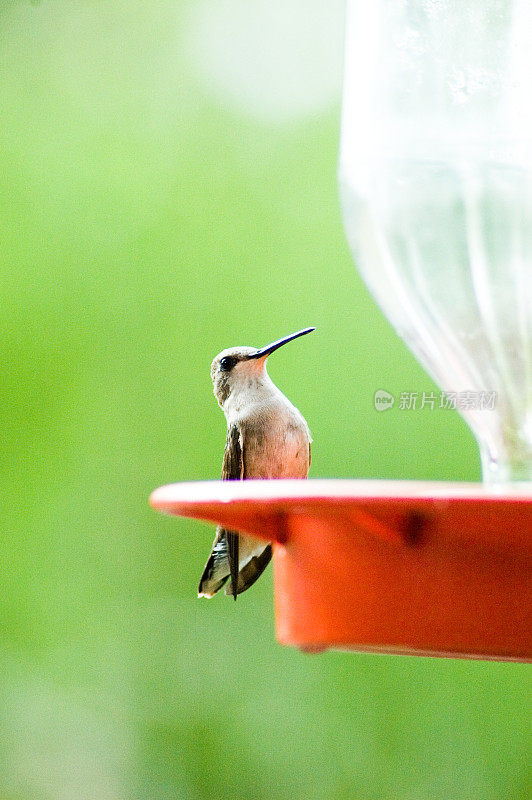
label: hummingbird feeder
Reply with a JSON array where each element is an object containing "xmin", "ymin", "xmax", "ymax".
[{"xmin": 151, "ymin": 0, "xmax": 532, "ymax": 661}]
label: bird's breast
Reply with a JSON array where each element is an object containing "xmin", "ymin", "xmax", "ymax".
[{"xmin": 241, "ymin": 410, "xmax": 310, "ymax": 479}]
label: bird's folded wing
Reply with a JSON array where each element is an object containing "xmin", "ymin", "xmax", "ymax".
[{"xmin": 222, "ymin": 423, "xmax": 245, "ymax": 599}]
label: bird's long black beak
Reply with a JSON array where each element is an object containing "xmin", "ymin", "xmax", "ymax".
[{"xmin": 247, "ymin": 327, "xmax": 315, "ymax": 359}]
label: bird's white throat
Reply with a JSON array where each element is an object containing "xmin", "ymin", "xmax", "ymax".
[{"xmin": 222, "ymin": 365, "xmax": 282, "ymax": 420}]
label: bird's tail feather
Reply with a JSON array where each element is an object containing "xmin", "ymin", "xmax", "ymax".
[
  {"xmin": 198, "ymin": 529, "xmax": 273, "ymax": 599},
  {"xmin": 224, "ymin": 544, "xmax": 272, "ymax": 597},
  {"xmin": 197, "ymin": 563, "xmax": 228, "ymax": 598},
  {"xmin": 198, "ymin": 527, "xmax": 230, "ymax": 598},
  {"xmin": 226, "ymin": 530, "xmax": 239, "ymax": 601}
]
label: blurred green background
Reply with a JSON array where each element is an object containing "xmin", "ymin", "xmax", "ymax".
[{"xmin": 1, "ymin": 1, "xmax": 529, "ymax": 798}]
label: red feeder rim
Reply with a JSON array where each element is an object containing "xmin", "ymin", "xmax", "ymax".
[{"xmin": 150, "ymin": 479, "xmax": 532, "ymax": 661}]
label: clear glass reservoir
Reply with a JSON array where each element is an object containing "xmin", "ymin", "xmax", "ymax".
[{"xmin": 339, "ymin": 0, "xmax": 532, "ymax": 483}]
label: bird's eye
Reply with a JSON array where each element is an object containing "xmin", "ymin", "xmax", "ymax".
[{"xmin": 220, "ymin": 356, "xmax": 236, "ymax": 372}]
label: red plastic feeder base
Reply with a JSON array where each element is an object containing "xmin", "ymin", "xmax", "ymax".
[{"xmin": 150, "ymin": 480, "xmax": 532, "ymax": 662}]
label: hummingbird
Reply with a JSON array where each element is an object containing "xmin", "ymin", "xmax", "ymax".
[{"xmin": 198, "ymin": 327, "xmax": 314, "ymax": 600}]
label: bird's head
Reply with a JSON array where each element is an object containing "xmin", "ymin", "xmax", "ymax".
[{"xmin": 211, "ymin": 328, "xmax": 315, "ymax": 407}]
